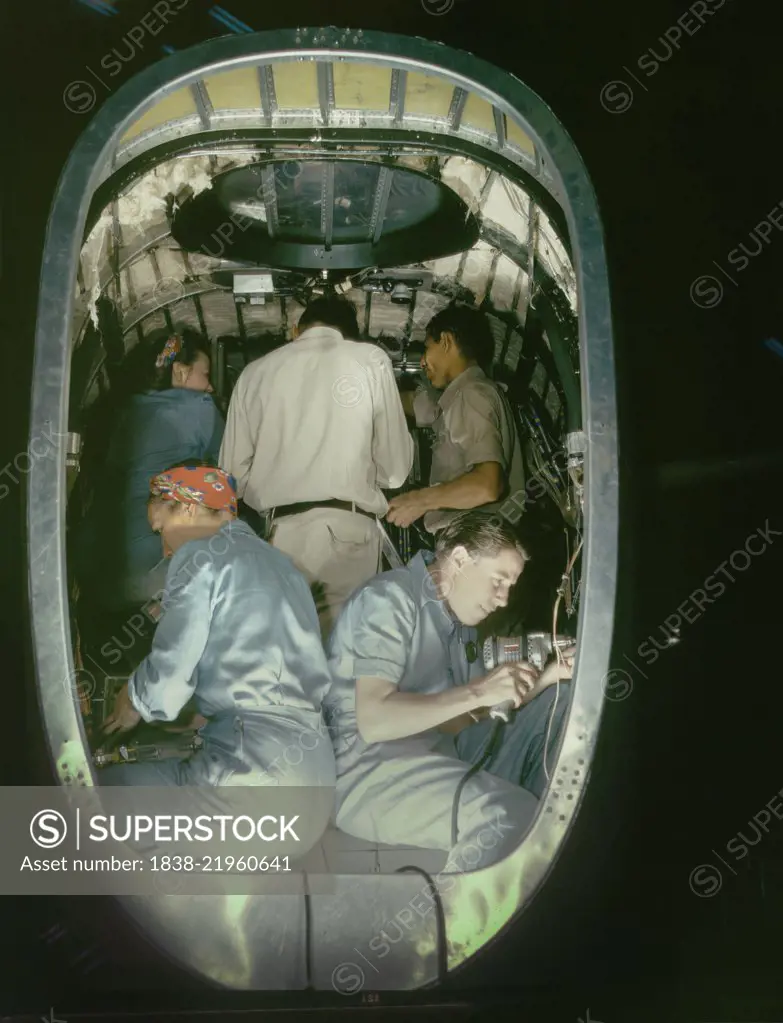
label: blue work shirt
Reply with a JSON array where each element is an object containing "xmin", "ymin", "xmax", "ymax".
[
  {"xmin": 128, "ymin": 519, "xmax": 334, "ymax": 767},
  {"xmin": 76, "ymin": 388, "xmax": 224, "ymax": 604},
  {"xmin": 323, "ymin": 551, "xmax": 478, "ymax": 765}
]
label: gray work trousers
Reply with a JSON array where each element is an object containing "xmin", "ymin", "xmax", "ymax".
[
  {"xmin": 98, "ymin": 712, "xmax": 337, "ymax": 861},
  {"xmin": 335, "ymin": 683, "xmax": 571, "ymax": 872}
]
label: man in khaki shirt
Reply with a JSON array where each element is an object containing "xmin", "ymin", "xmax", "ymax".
[
  {"xmin": 220, "ymin": 295, "xmax": 414, "ymax": 638},
  {"xmin": 387, "ymin": 303, "xmax": 526, "ymax": 535}
]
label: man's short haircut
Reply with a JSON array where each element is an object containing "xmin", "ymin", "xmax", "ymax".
[
  {"xmin": 426, "ymin": 303, "xmax": 496, "ymax": 371},
  {"xmin": 434, "ymin": 510, "xmax": 529, "ymax": 562},
  {"xmin": 298, "ymin": 295, "xmax": 360, "ymax": 339}
]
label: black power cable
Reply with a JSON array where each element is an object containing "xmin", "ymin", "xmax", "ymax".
[
  {"xmin": 450, "ymin": 718, "xmax": 506, "ymax": 847},
  {"xmin": 303, "ymin": 872, "xmax": 314, "ymax": 990},
  {"xmin": 390, "ymin": 720, "xmax": 506, "ymax": 987},
  {"xmin": 394, "ymin": 865, "xmax": 448, "ymax": 984},
  {"xmin": 298, "ymin": 721, "xmax": 506, "ymax": 991}
]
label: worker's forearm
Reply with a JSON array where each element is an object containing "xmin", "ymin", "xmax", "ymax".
[
  {"xmin": 359, "ymin": 684, "xmax": 483, "ymax": 743},
  {"xmin": 437, "ymin": 710, "xmax": 486, "ymax": 735},
  {"xmin": 424, "ymin": 469, "xmax": 500, "ymax": 512}
]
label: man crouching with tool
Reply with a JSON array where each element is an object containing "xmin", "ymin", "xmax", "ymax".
[{"xmin": 323, "ymin": 509, "xmax": 575, "ymax": 871}]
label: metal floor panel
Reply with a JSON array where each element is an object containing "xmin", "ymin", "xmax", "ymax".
[
  {"xmin": 118, "ymin": 888, "xmax": 310, "ymax": 989},
  {"xmin": 309, "ymin": 873, "xmax": 444, "ymax": 991}
]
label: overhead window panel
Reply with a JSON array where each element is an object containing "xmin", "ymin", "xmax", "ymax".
[
  {"xmin": 272, "ymin": 61, "xmax": 318, "ymax": 109},
  {"xmin": 506, "ymin": 117, "xmax": 536, "ymax": 158},
  {"xmin": 203, "ymin": 68, "xmax": 261, "ymax": 111},
  {"xmin": 333, "ymin": 63, "xmax": 392, "ymax": 110},
  {"xmin": 121, "ymin": 88, "xmax": 199, "ymax": 142},
  {"xmin": 461, "ymin": 93, "xmax": 496, "ymax": 134},
  {"xmin": 404, "ymin": 71, "xmax": 453, "ymax": 119}
]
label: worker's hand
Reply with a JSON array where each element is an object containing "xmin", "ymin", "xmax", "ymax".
[
  {"xmin": 145, "ymin": 599, "xmax": 163, "ymax": 623},
  {"xmin": 539, "ymin": 645, "xmax": 577, "ymax": 687},
  {"xmin": 162, "ymin": 712, "xmax": 208, "ymax": 733},
  {"xmin": 103, "ymin": 683, "xmax": 142, "ymax": 736},
  {"xmin": 386, "ymin": 489, "xmax": 432, "ymax": 528},
  {"xmin": 470, "ymin": 661, "xmax": 540, "ymax": 710}
]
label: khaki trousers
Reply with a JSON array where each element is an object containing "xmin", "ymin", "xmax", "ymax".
[{"xmin": 269, "ymin": 507, "xmax": 382, "ymax": 641}]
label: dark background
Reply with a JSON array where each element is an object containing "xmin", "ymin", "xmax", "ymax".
[{"xmin": 1, "ymin": 0, "xmax": 782, "ymax": 1018}]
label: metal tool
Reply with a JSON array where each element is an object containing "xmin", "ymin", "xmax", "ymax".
[{"xmin": 483, "ymin": 633, "xmax": 575, "ymax": 721}]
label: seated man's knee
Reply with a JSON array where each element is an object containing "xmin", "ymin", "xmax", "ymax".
[
  {"xmin": 458, "ymin": 778, "xmax": 538, "ymax": 856},
  {"xmin": 504, "ymin": 682, "xmax": 572, "ymax": 744},
  {"xmin": 531, "ymin": 681, "xmax": 571, "ymax": 717}
]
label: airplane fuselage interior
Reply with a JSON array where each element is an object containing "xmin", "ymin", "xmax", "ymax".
[
  {"xmin": 28, "ymin": 29, "xmax": 617, "ymax": 989},
  {"xmin": 70, "ymin": 149, "xmax": 583, "ymax": 867},
  {"xmin": 67, "ymin": 83, "xmax": 584, "ymax": 845}
]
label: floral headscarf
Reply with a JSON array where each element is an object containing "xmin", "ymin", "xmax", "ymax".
[
  {"xmin": 149, "ymin": 465, "xmax": 238, "ymax": 515},
  {"xmin": 155, "ymin": 334, "xmax": 183, "ymax": 368}
]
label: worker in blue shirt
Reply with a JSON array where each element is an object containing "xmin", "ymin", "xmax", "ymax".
[
  {"xmin": 74, "ymin": 330, "xmax": 224, "ymax": 612},
  {"xmin": 324, "ymin": 509, "xmax": 574, "ymax": 871},
  {"xmin": 100, "ymin": 464, "xmax": 337, "ymax": 802}
]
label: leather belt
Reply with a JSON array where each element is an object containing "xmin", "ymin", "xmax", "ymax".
[{"xmin": 272, "ymin": 498, "xmax": 376, "ymax": 522}]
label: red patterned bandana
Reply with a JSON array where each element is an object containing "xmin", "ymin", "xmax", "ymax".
[{"xmin": 149, "ymin": 465, "xmax": 238, "ymax": 515}]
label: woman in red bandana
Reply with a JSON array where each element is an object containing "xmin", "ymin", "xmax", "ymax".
[{"xmin": 100, "ymin": 463, "xmax": 337, "ymax": 856}]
